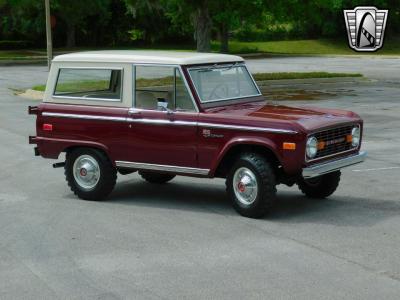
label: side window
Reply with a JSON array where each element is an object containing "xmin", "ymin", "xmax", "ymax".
[
  {"xmin": 54, "ymin": 68, "xmax": 122, "ymax": 101},
  {"xmin": 134, "ymin": 66, "xmax": 195, "ymax": 111}
]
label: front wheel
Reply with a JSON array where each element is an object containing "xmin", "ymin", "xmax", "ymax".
[
  {"xmin": 226, "ymin": 153, "xmax": 277, "ymax": 218},
  {"xmin": 297, "ymin": 171, "xmax": 341, "ymax": 199},
  {"xmin": 65, "ymin": 148, "xmax": 117, "ymax": 200}
]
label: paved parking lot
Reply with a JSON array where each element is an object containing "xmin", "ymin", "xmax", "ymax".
[{"xmin": 1, "ymin": 56, "xmax": 400, "ymax": 299}]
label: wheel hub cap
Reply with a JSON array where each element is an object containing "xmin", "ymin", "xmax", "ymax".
[
  {"xmin": 80, "ymin": 168, "xmax": 87, "ymax": 176},
  {"xmin": 73, "ymin": 155, "xmax": 100, "ymax": 191},
  {"xmin": 233, "ymin": 167, "xmax": 258, "ymax": 205},
  {"xmin": 238, "ymin": 182, "xmax": 246, "ymax": 192}
]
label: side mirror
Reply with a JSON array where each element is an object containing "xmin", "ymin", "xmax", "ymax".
[
  {"xmin": 157, "ymin": 100, "xmax": 168, "ymax": 109},
  {"xmin": 157, "ymin": 98, "xmax": 173, "ymax": 115}
]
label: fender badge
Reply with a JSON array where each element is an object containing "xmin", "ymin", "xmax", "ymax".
[{"xmin": 202, "ymin": 129, "xmax": 224, "ymax": 138}]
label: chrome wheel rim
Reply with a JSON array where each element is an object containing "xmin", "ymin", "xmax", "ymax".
[
  {"xmin": 233, "ymin": 167, "xmax": 258, "ymax": 205},
  {"xmin": 73, "ymin": 155, "xmax": 100, "ymax": 191}
]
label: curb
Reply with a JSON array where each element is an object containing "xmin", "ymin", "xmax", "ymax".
[
  {"xmin": 240, "ymin": 53, "xmax": 400, "ymax": 59},
  {"xmin": 16, "ymin": 89, "xmax": 44, "ymax": 100},
  {"xmin": 256, "ymin": 76, "xmax": 368, "ymax": 87}
]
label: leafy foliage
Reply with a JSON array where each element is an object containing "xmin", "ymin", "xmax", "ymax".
[{"xmin": 0, "ymin": 0, "xmax": 399, "ymax": 51}]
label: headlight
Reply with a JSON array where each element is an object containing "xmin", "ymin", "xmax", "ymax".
[
  {"xmin": 351, "ymin": 126, "xmax": 360, "ymax": 147},
  {"xmin": 306, "ymin": 136, "xmax": 318, "ymax": 159}
]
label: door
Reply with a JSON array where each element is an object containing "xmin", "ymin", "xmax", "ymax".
[{"xmin": 124, "ymin": 65, "xmax": 199, "ymax": 169}]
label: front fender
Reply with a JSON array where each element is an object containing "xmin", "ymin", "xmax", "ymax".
[{"xmin": 209, "ymin": 136, "xmax": 283, "ymax": 176}]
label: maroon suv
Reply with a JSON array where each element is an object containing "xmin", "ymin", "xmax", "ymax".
[{"xmin": 29, "ymin": 51, "xmax": 366, "ymax": 218}]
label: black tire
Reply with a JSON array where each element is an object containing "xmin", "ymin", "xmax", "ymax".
[
  {"xmin": 139, "ymin": 171, "xmax": 176, "ymax": 184},
  {"xmin": 65, "ymin": 148, "xmax": 117, "ymax": 200},
  {"xmin": 118, "ymin": 168, "xmax": 136, "ymax": 175},
  {"xmin": 226, "ymin": 152, "xmax": 277, "ymax": 218},
  {"xmin": 297, "ymin": 171, "xmax": 341, "ymax": 199}
]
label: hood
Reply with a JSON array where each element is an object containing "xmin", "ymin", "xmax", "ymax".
[{"xmin": 203, "ymin": 101, "xmax": 361, "ymax": 133}]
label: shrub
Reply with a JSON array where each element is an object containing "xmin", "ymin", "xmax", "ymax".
[{"xmin": 0, "ymin": 40, "xmax": 32, "ymax": 50}]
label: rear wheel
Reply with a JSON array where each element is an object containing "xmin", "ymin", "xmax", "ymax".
[
  {"xmin": 297, "ymin": 171, "xmax": 341, "ymax": 198},
  {"xmin": 139, "ymin": 171, "xmax": 176, "ymax": 184},
  {"xmin": 226, "ymin": 153, "xmax": 277, "ymax": 218},
  {"xmin": 65, "ymin": 148, "xmax": 117, "ymax": 200}
]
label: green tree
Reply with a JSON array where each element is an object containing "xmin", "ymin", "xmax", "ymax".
[
  {"xmin": 51, "ymin": 0, "xmax": 112, "ymax": 47},
  {"xmin": 124, "ymin": 0, "xmax": 174, "ymax": 44},
  {"xmin": 212, "ymin": 0, "xmax": 264, "ymax": 53},
  {"xmin": 0, "ymin": 0, "xmax": 45, "ymax": 42},
  {"xmin": 164, "ymin": 0, "xmax": 265, "ymax": 52},
  {"xmin": 125, "ymin": 0, "xmax": 213, "ymax": 52}
]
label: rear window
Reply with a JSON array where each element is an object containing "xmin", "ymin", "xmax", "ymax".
[{"xmin": 54, "ymin": 68, "xmax": 122, "ymax": 101}]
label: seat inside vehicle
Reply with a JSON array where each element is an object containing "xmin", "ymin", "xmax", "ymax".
[{"xmin": 135, "ymin": 89, "xmax": 173, "ymax": 110}]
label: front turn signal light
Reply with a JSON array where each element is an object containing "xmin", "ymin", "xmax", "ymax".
[
  {"xmin": 346, "ymin": 134, "xmax": 353, "ymax": 143},
  {"xmin": 283, "ymin": 142, "xmax": 296, "ymax": 150}
]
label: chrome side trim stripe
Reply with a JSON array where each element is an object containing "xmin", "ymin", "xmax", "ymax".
[
  {"xmin": 116, "ymin": 161, "xmax": 210, "ymax": 175},
  {"xmin": 127, "ymin": 118, "xmax": 196, "ymax": 127},
  {"xmin": 42, "ymin": 112, "xmax": 297, "ymax": 134},
  {"xmin": 198, "ymin": 122, "xmax": 297, "ymax": 134},
  {"xmin": 42, "ymin": 112, "xmax": 126, "ymax": 122}
]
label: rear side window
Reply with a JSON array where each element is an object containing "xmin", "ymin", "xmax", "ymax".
[{"xmin": 54, "ymin": 68, "xmax": 122, "ymax": 101}]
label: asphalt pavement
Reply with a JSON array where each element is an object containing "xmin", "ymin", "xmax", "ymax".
[{"xmin": 0, "ymin": 56, "xmax": 400, "ymax": 299}]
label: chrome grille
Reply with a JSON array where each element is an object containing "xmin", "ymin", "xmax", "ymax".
[{"xmin": 313, "ymin": 125, "xmax": 355, "ymax": 159}]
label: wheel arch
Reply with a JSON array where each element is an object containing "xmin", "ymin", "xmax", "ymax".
[
  {"xmin": 63, "ymin": 142, "xmax": 113, "ymax": 164},
  {"xmin": 211, "ymin": 138, "xmax": 282, "ymax": 178}
]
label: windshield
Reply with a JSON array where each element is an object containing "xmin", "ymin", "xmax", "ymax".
[{"xmin": 188, "ymin": 64, "xmax": 260, "ymax": 103}]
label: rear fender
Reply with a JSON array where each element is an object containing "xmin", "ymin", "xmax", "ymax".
[{"xmin": 35, "ymin": 137, "xmax": 112, "ymax": 163}]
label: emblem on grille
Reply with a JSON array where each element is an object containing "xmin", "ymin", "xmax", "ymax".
[
  {"xmin": 325, "ymin": 137, "xmax": 346, "ymax": 146},
  {"xmin": 343, "ymin": 6, "xmax": 388, "ymax": 52}
]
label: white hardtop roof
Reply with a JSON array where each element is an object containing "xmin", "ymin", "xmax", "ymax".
[{"xmin": 53, "ymin": 50, "xmax": 244, "ymax": 65}]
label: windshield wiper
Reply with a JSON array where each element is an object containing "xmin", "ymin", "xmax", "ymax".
[
  {"xmin": 219, "ymin": 62, "xmax": 239, "ymax": 71},
  {"xmin": 197, "ymin": 62, "xmax": 239, "ymax": 72}
]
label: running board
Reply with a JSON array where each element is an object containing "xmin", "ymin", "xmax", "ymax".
[{"xmin": 115, "ymin": 161, "xmax": 209, "ymax": 176}]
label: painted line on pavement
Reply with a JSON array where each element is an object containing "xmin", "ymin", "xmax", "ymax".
[{"xmin": 352, "ymin": 166, "xmax": 400, "ymax": 172}]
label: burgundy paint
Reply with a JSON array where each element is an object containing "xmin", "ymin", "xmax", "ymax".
[{"xmin": 32, "ymin": 97, "xmax": 362, "ymax": 178}]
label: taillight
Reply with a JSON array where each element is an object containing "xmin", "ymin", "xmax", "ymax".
[{"xmin": 43, "ymin": 123, "xmax": 53, "ymax": 131}]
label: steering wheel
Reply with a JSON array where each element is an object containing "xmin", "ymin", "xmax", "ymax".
[{"xmin": 209, "ymin": 83, "xmax": 229, "ymax": 100}]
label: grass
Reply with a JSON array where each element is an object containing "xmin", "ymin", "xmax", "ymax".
[
  {"xmin": 3, "ymin": 37, "xmax": 400, "ymax": 61},
  {"xmin": 136, "ymin": 76, "xmax": 174, "ymax": 88},
  {"xmin": 0, "ymin": 50, "xmax": 45, "ymax": 60},
  {"xmin": 214, "ymin": 38, "xmax": 400, "ymax": 55},
  {"xmin": 33, "ymin": 80, "xmax": 109, "ymax": 92},
  {"xmin": 32, "ymin": 71, "xmax": 362, "ymax": 92},
  {"xmin": 32, "ymin": 84, "xmax": 46, "ymax": 91},
  {"xmin": 32, "ymin": 77, "xmax": 176, "ymax": 92},
  {"xmin": 252, "ymin": 71, "xmax": 362, "ymax": 81}
]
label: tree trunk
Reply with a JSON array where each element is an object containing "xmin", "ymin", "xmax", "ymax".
[
  {"xmin": 66, "ymin": 22, "xmax": 76, "ymax": 48},
  {"xmin": 219, "ymin": 23, "xmax": 229, "ymax": 53},
  {"xmin": 194, "ymin": 0, "xmax": 212, "ymax": 52}
]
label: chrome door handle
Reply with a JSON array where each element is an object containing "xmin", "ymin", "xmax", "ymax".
[{"xmin": 128, "ymin": 109, "xmax": 141, "ymax": 116}]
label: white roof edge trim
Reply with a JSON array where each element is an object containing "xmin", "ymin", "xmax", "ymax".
[{"xmin": 52, "ymin": 50, "xmax": 244, "ymax": 65}]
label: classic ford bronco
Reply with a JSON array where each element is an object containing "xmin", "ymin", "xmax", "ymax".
[{"xmin": 29, "ymin": 51, "xmax": 366, "ymax": 218}]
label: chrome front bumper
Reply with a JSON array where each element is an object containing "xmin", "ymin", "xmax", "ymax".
[{"xmin": 302, "ymin": 151, "xmax": 367, "ymax": 179}]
